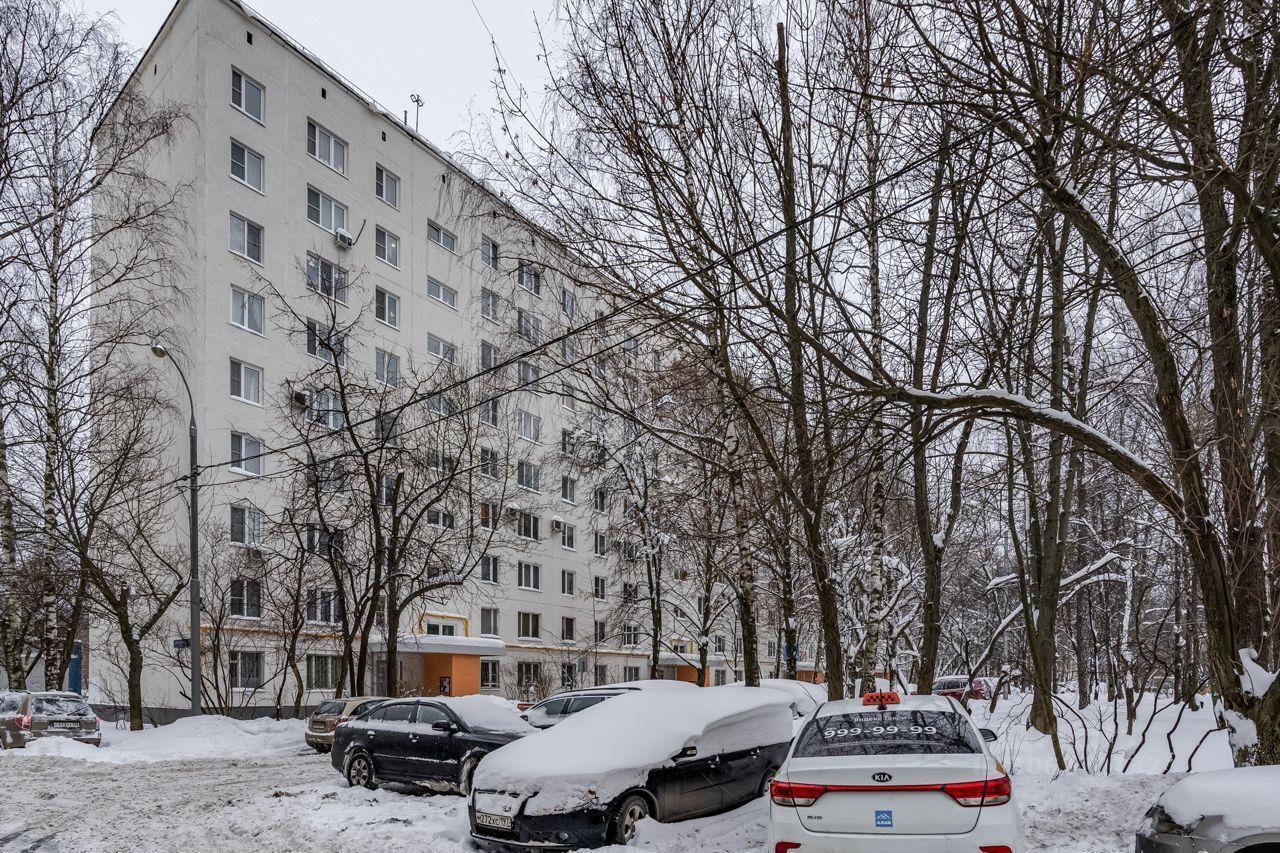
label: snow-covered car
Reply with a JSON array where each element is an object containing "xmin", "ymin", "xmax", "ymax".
[
  {"xmin": 0, "ymin": 691, "xmax": 100, "ymax": 749},
  {"xmin": 469, "ymin": 686, "xmax": 794, "ymax": 849},
  {"xmin": 722, "ymin": 679, "xmax": 828, "ymax": 718},
  {"xmin": 305, "ymin": 695, "xmax": 390, "ymax": 753},
  {"xmin": 768, "ymin": 692, "xmax": 1025, "ymax": 853},
  {"xmin": 1136, "ymin": 766, "xmax": 1280, "ymax": 852},
  {"xmin": 930, "ymin": 675, "xmax": 991, "ymax": 702},
  {"xmin": 522, "ymin": 679, "xmax": 696, "ymax": 728},
  {"xmin": 333, "ymin": 695, "xmax": 534, "ymax": 795}
]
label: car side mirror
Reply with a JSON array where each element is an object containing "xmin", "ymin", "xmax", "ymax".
[
  {"xmin": 674, "ymin": 745, "xmax": 698, "ymax": 760},
  {"xmin": 520, "ymin": 714, "xmax": 529, "ymax": 721},
  {"xmin": 432, "ymin": 720, "xmax": 459, "ymax": 734},
  {"xmin": 979, "ymin": 727, "xmax": 997, "ymax": 743}
]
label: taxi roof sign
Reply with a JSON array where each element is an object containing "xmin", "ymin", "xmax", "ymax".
[{"xmin": 861, "ymin": 691, "xmax": 901, "ymax": 708}]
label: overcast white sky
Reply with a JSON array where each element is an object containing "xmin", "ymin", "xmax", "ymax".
[{"xmin": 79, "ymin": 0, "xmax": 555, "ymax": 153}]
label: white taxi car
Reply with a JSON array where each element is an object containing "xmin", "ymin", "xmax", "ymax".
[{"xmin": 767, "ymin": 691, "xmax": 1026, "ymax": 853}]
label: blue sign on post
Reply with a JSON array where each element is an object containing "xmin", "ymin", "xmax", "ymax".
[
  {"xmin": 65, "ymin": 641, "xmax": 83, "ymax": 694},
  {"xmin": 875, "ymin": 810, "xmax": 893, "ymax": 828}
]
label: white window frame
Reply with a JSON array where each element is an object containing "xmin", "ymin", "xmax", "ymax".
[
  {"xmin": 481, "ymin": 236, "xmax": 500, "ymax": 270},
  {"xmin": 375, "ymin": 348, "xmax": 400, "ymax": 386},
  {"xmin": 481, "ymin": 659, "xmax": 501, "ymax": 689},
  {"xmin": 229, "ymin": 504, "xmax": 263, "ymax": 547},
  {"xmin": 231, "ymin": 68, "xmax": 264, "ymax": 122},
  {"xmin": 561, "ymin": 476, "xmax": 577, "ymax": 504},
  {"xmin": 518, "ymin": 611, "xmax": 541, "ymax": 640},
  {"xmin": 307, "ymin": 120, "xmax": 347, "ymax": 174},
  {"xmin": 480, "ymin": 288, "xmax": 499, "ymax": 321},
  {"xmin": 426, "ymin": 334, "xmax": 457, "ymax": 364},
  {"xmin": 305, "ymin": 253, "xmax": 348, "ymax": 304},
  {"xmin": 516, "ymin": 460, "xmax": 541, "ymax": 492},
  {"xmin": 517, "ymin": 261, "xmax": 542, "ymax": 296},
  {"xmin": 561, "ymin": 523, "xmax": 576, "ymax": 551},
  {"xmin": 306, "ymin": 319, "xmax": 346, "ymax": 366},
  {"xmin": 561, "ymin": 570, "xmax": 575, "ymax": 596},
  {"xmin": 375, "ymin": 287, "xmax": 399, "ymax": 328},
  {"xmin": 517, "ymin": 512, "xmax": 540, "ymax": 541},
  {"xmin": 230, "ymin": 650, "xmax": 265, "ymax": 689},
  {"xmin": 480, "ymin": 554, "xmax": 499, "ymax": 584},
  {"xmin": 516, "ymin": 410, "xmax": 541, "ymax": 443},
  {"xmin": 426, "ymin": 220, "xmax": 457, "ymax": 252},
  {"xmin": 517, "ymin": 561, "xmax": 541, "ymax": 591},
  {"xmin": 230, "ymin": 432, "xmax": 263, "ymax": 475},
  {"xmin": 230, "ymin": 139, "xmax": 264, "ymax": 192},
  {"xmin": 375, "ymin": 164, "xmax": 399, "ymax": 208},
  {"xmin": 229, "ymin": 358, "xmax": 262, "ymax": 404},
  {"xmin": 306, "ymin": 186, "xmax": 348, "ymax": 234},
  {"xmin": 426, "ymin": 277, "xmax": 457, "ymax": 308},
  {"xmin": 230, "ymin": 286, "xmax": 264, "ymax": 335},
  {"xmin": 480, "ymin": 607, "xmax": 500, "ymax": 636},
  {"xmin": 375, "ymin": 226, "xmax": 400, "ymax": 268},
  {"xmin": 593, "ymin": 576, "xmax": 606, "ymax": 600},
  {"xmin": 229, "ymin": 212, "xmax": 263, "ymax": 264}
]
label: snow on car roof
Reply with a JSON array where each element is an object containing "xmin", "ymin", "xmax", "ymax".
[
  {"xmin": 817, "ymin": 694, "xmax": 959, "ymax": 717},
  {"xmin": 431, "ymin": 695, "xmax": 535, "ymax": 735},
  {"xmin": 474, "ymin": 686, "xmax": 793, "ymax": 813},
  {"xmin": 1161, "ymin": 766, "xmax": 1280, "ymax": 835}
]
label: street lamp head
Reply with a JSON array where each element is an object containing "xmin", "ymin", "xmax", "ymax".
[{"xmin": 150, "ymin": 341, "xmax": 169, "ymax": 359}]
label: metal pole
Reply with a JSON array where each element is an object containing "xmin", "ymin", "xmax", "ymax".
[{"xmin": 188, "ymin": 409, "xmax": 200, "ymax": 714}]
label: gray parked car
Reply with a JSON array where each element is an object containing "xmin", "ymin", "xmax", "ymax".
[
  {"xmin": 305, "ymin": 696, "xmax": 389, "ymax": 753},
  {"xmin": 0, "ymin": 691, "xmax": 101, "ymax": 749},
  {"xmin": 1136, "ymin": 766, "xmax": 1280, "ymax": 852}
]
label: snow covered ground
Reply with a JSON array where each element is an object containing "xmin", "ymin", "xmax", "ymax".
[{"xmin": 0, "ymin": 691, "xmax": 1235, "ymax": 853}]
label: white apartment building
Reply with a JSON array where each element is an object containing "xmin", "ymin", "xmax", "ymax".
[{"xmin": 86, "ymin": 0, "xmax": 821, "ymax": 716}]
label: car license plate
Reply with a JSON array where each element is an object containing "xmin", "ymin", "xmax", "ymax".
[
  {"xmin": 475, "ymin": 812, "xmax": 513, "ymax": 830},
  {"xmin": 51, "ymin": 722, "xmax": 77, "ymax": 729}
]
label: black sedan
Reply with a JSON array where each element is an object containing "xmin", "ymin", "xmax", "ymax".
[{"xmin": 333, "ymin": 695, "xmax": 533, "ymax": 795}]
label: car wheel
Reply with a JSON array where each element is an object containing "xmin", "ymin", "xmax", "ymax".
[
  {"xmin": 345, "ymin": 752, "xmax": 378, "ymax": 790},
  {"xmin": 759, "ymin": 767, "xmax": 778, "ymax": 797},
  {"xmin": 458, "ymin": 756, "xmax": 480, "ymax": 796},
  {"xmin": 609, "ymin": 794, "xmax": 650, "ymax": 844}
]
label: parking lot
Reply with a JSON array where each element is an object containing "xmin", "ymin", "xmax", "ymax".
[{"xmin": 0, "ymin": 719, "xmax": 1184, "ymax": 853}]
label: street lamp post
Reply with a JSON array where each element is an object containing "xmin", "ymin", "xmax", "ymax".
[{"xmin": 152, "ymin": 343, "xmax": 201, "ymax": 714}]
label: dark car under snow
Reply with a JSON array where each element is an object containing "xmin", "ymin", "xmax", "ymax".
[{"xmin": 332, "ymin": 695, "xmax": 534, "ymax": 795}]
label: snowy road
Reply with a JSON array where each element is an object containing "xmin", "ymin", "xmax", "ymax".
[{"xmin": 0, "ymin": 740, "xmax": 1180, "ymax": 853}]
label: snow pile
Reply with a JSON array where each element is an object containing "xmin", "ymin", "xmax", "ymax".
[
  {"xmin": 434, "ymin": 695, "xmax": 534, "ymax": 734},
  {"xmin": 1160, "ymin": 766, "xmax": 1280, "ymax": 838},
  {"xmin": 22, "ymin": 714, "xmax": 304, "ymax": 764},
  {"xmin": 474, "ymin": 687, "xmax": 792, "ymax": 814}
]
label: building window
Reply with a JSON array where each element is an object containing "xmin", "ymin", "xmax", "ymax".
[
  {"xmin": 230, "ymin": 140, "xmax": 263, "ymax": 191},
  {"xmin": 561, "ymin": 523, "xmax": 576, "ymax": 550},
  {"xmin": 767, "ymin": 640, "xmax": 778, "ymax": 659},
  {"xmin": 230, "ymin": 432, "xmax": 262, "ymax": 475},
  {"xmin": 481, "ymin": 236, "xmax": 500, "ymax": 269},
  {"xmin": 306, "ymin": 654, "xmax": 341, "ymax": 690},
  {"xmin": 230, "ymin": 578, "xmax": 262, "ymax": 618},
  {"xmin": 622, "ymin": 624, "xmax": 640, "ymax": 645},
  {"xmin": 714, "ymin": 635, "xmax": 726, "ymax": 655},
  {"xmin": 305, "ymin": 254, "xmax": 348, "ymax": 303},
  {"xmin": 560, "ymin": 662, "xmax": 576, "ymax": 688},
  {"xmin": 375, "ymin": 349, "xmax": 400, "ymax": 386},
  {"xmin": 593, "ymin": 531, "xmax": 608, "ymax": 557},
  {"xmin": 426, "ymin": 393, "xmax": 456, "ymax": 416},
  {"xmin": 229, "ymin": 359, "xmax": 262, "ymax": 404},
  {"xmin": 559, "ymin": 570, "xmax": 576, "ymax": 596},
  {"xmin": 424, "ymin": 622, "xmax": 456, "ymax": 636},
  {"xmin": 307, "ymin": 120, "xmax": 347, "ymax": 173},
  {"xmin": 517, "ymin": 612, "xmax": 540, "ymax": 640},
  {"xmin": 517, "ymin": 360, "xmax": 541, "ymax": 392},
  {"xmin": 305, "ymin": 588, "xmax": 342, "ymax": 624},
  {"xmin": 229, "ymin": 650, "xmax": 265, "ymax": 689},
  {"xmin": 593, "ymin": 487, "xmax": 607, "ymax": 512},
  {"xmin": 480, "ymin": 555, "xmax": 499, "ymax": 584},
  {"xmin": 561, "ymin": 287, "xmax": 577, "ymax": 318},
  {"xmin": 230, "ymin": 69, "xmax": 264, "ymax": 121},
  {"xmin": 595, "ymin": 620, "xmax": 607, "ymax": 643},
  {"xmin": 481, "ymin": 659, "xmax": 501, "ymax": 689},
  {"xmin": 593, "ymin": 576, "xmax": 606, "ymax": 600},
  {"xmin": 427, "ymin": 220, "xmax": 457, "ymax": 252},
  {"xmin": 479, "ymin": 399, "xmax": 499, "ymax": 427},
  {"xmin": 562, "ymin": 617, "xmax": 576, "ymax": 642},
  {"xmin": 517, "ymin": 460, "xmax": 541, "ymax": 492},
  {"xmin": 229, "ymin": 212, "xmax": 263, "ymax": 262},
  {"xmin": 307, "ymin": 526, "xmax": 344, "ymax": 557},
  {"xmin": 594, "ymin": 664, "xmax": 608, "ymax": 686},
  {"xmin": 478, "ymin": 447, "xmax": 500, "ymax": 479},
  {"xmin": 480, "ymin": 288, "xmax": 499, "ymax": 320},
  {"xmin": 427, "ymin": 334, "xmax": 457, "ymax": 364},
  {"xmin": 623, "ymin": 665, "xmax": 641, "ymax": 682},
  {"xmin": 561, "ymin": 477, "xmax": 577, "ymax": 503},
  {"xmin": 426, "ymin": 277, "xmax": 457, "ymax": 308},
  {"xmin": 517, "ymin": 561, "xmax": 541, "ymax": 590},
  {"xmin": 378, "ymin": 473, "xmax": 397, "ymax": 506},
  {"xmin": 375, "ymin": 288, "xmax": 399, "ymax": 328},
  {"xmin": 306, "ymin": 319, "xmax": 346, "ymax": 366},
  {"xmin": 427, "ymin": 507, "xmax": 455, "ymax": 529},
  {"xmin": 622, "ymin": 581, "xmax": 638, "ymax": 603},
  {"xmin": 230, "ymin": 286, "xmax": 264, "ymax": 334},
  {"xmin": 375, "ymin": 227, "xmax": 399, "ymax": 267},
  {"xmin": 309, "ymin": 389, "xmax": 344, "ymax": 429},
  {"xmin": 516, "ymin": 410, "xmax": 541, "ymax": 442},
  {"xmin": 517, "ymin": 661, "xmax": 541, "ymax": 689},
  {"xmin": 517, "ymin": 512, "xmax": 540, "ymax": 541},
  {"xmin": 306, "ymin": 187, "xmax": 348, "ymax": 233},
  {"xmin": 516, "ymin": 308, "xmax": 540, "ymax": 343},
  {"xmin": 714, "ymin": 669, "xmax": 727, "ymax": 686},
  {"xmin": 517, "ymin": 262, "xmax": 542, "ymax": 296},
  {"xmin": 560, "ymin": 385, "xmax": 577, "ymax": 411},
  {"xmin": 375, "ymin": 165, "xmax": 399, "ymax": 207},
  {"xmin": 478, "ymin": 500, "xmax": 499, "ymax": 530}
]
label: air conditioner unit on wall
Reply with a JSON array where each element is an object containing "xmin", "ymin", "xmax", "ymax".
[{"xmin": 334, "ymin": 227, "xmax": 355, "ymax": 249}]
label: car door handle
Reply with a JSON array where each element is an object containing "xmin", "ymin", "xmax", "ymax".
[
  {"xmin": 366, "ymin": 731, "xmax": 376, "ymax": 737},
  {"xmin": 409, "ymin": 736, "xmax": 419, "ymax": 742}
]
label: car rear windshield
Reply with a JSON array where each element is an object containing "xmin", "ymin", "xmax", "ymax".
[
  {"xmin": 314, "ymin": 701, "xmax": 344, "ymax": 716},
  {"xmin": 794, "ymin": 710, "xmax": 980, "ymax": 757},
  {"xmin": 33, "ymin": 696, "xmax": 93, "ymax": 717}
]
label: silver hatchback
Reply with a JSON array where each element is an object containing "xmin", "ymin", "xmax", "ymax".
[
  {"xmin": 0, "ymin": 691, "xmax": 101, "ymax": 749},
  {"xmin": 1136, "ymin": 767, "xmax": 1280, "ymax": 852}
]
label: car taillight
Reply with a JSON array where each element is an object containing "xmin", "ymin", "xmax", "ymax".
[
  {"xmin": 16, "ymin": 715, "xmax": 30, "ymax": 730},
  {"xmin": 774, "ymin": 843, "xmax": 802, "ymax": 853},
  {"xmin": 942, "ymin": 777, "xmax": 1011, "ymax": 807},
  {"xmin": 770, "ymin": 780, "xmax": 826, "ymax": 807},
  {"xmin": 979, "ymin": 847, "xmax": 1013, "ymax": 853}
]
